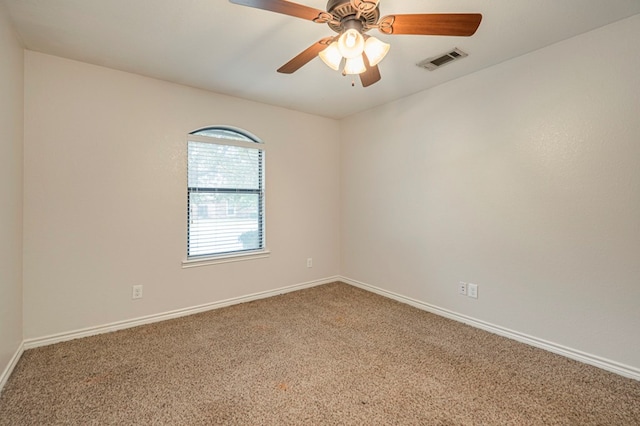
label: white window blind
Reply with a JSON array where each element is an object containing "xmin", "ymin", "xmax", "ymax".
[{"xmin": 187, "ymin": 127, "xmax": 264, "ymax": 259}]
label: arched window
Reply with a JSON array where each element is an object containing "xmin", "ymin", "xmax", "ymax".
[{"xmin": 186, "ymin": 126, "xmax": 265, "ymax": 260}]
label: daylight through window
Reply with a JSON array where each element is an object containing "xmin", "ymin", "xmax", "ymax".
[{"xmin": 187, "ymin": 127, "xmax": 264, "ymax": 259}]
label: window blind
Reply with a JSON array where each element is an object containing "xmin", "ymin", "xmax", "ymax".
[{"xmin": 187, "ymin": 134, "xmax": 264, "ymax": 258}]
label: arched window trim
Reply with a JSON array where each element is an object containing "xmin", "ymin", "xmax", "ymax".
[{"xmin": 190, "ymin": 125, "xmax": 264, "ymax": 144}]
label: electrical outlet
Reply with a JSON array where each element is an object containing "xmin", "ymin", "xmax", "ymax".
[
  {"xmin": 458, "ymin": 282, "xmax": 467, "ymax": 295},
  {"xmin": 468, "ymin": 283, "xmax": 478, "ymax": 299},
  {"xmin": 307, "ymin": 258, "xmax": 313, "ymax": 268},
  {"xmin": 132, "ymin": 285, "xmax": 143, "ymax": 299}
]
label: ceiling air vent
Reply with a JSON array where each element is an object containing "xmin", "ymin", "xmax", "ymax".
[{"xmin": 417, "ymin": 48, "xmax": 468, "ymax": 71}]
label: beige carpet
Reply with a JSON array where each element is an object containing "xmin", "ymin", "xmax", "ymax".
[{"xmin": 1, "ymin": 282, "xmax": 639, "ymax": 425}]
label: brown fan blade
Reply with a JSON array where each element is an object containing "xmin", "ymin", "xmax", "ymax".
[
  {"xmin": 379, "ymin": 13, "xmax": 482, "ymax": 36},
  {"xmin": 229, "ymin": 0, "xmax": 328, "ymax": 22},
  {"xmin": 277, "ymin": 38, "xmax": 333, "ymax": 74},
  {"xmin": 360, "ymin": 53, "xmax": 381, "ymax": 87}
]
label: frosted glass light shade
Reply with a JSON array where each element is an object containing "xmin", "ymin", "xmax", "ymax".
[
  {"xmin": 338, "ymin": 29, "xmax": 365, "ymax": 59},
  {"xmin": 364, "ymin": 37, "xmax": 390, "ymax": 66},
  {"xmin": 318, "ymin": 42, "xmax": 342, "ymax": 71},
  {"xmin": 344, "ymin": 55, "xmax": 366, "ymax": 75}
]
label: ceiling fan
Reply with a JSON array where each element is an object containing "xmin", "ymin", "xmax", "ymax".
[{"xmin": 229, "ymin": 0, "xmax": 482, "ymax": 87}]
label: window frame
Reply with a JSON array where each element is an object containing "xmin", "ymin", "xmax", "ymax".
[{"xmin": 182, "ymin": 126, "xmax": 269, "ymax": 268}]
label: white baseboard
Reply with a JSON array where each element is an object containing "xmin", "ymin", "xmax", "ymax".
[
  {"xmin": 23, "ymin": 276, "xmax": 339, "ymax": 350},
  {"xmin": 16, "ymin": 275, "xmax": 640, "ymax": 383},
  {"xmin": 0, "ymin": 341, "xmax": 24, "ymax": 395},
  {"xmin": 340, "ymin": 276, "xmax": 640, "ymax": 381}
]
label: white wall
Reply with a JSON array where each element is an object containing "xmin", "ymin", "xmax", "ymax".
[
  {"xmin": 341, "ymin": 15, "xmax": 640, "ymax": 370},
  {"xmin": 0, "ymin": 2, "xmax": 24, "ymax": 384},
  {"xmin": 16, "ymin": 11, "xmax": 640, "ymax": 378},
  {"xmin": 23, "ymin": 52, "xmax": 340, "ymax": 339}
]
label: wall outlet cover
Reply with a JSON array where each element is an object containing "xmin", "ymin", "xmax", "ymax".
[
  {"xmin": 459, "ymin": 282, "xmax": 467, "ymax": 295},
  {"xmin": 132, "ymin": 285, "xmax": 143, "ymax": 299},
  {"xmin": 468, "ymin": 283, "xmax": 478, "ymax": 299}
]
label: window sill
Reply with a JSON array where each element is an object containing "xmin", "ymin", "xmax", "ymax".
[{"xmin": 182, "ymin": 250, "xmax": 270, "ymax": 269}]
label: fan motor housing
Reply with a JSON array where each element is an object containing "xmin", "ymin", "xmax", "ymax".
[{"xmin": 326, "ymin": 0, "xmax": 379, "ymax": 33}]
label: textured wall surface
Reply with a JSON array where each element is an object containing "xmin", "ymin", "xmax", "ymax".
[
  {"xmin": 23, "ymin": 52, "xmax": 340, "ymax": 339},
  {"xmin": 340, "ymin": 15, "xmax": 640, "ymax": 369},
  {"xmin": 0, "ymin": 2, "xmax": 24, "ymax": 383},
  {"xmin": 16, "ymin": 10, "xmax": 640, "ymax": 379}
]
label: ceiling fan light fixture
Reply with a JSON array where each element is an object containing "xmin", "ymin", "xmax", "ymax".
[
  {"xmin": 364, "ymin": 36, "xmax": 390, "ymax": 66},
  {"xmin": 337, "ymin": 28, "xmax": 365, "ymax": 59},
  {"xmin": 343, "ymin": 55, "xmax": 366, "ymax": 75},
  {"xmin": 230, "ymin": 0, "xmax": 484, "ymax": 88},
  {"xmin": 318, "ymin": 42, "xmax": 342, "ymax": 70}
]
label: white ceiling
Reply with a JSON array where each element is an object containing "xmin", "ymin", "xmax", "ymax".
[{"xmin": 4, "ymin": 0, "xmax": 640, "ymax": 119}]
